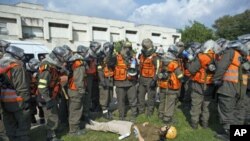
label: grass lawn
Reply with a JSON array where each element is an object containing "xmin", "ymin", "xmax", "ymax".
[{"xmin": 30, "ymin": 100, "xmax": 221, "ymax": 141}]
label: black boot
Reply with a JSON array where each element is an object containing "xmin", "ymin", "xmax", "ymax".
[{"xmin": 215, "ymin": 129, "xmax": 230, "ymax": 141}]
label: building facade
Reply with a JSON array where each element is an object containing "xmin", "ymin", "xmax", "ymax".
[{"xmin": 0, "ymin": 2, "xmax": 181, "ymax": 51}]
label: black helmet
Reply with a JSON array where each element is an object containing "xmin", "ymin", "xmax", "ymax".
[
  {"xmin": 77, "ymin": 45, "xmax": 89, "ymax": 57},
  {"xmin": 89, "ymin": 41, "xmax": 102, "ymax": 57},
  {"xmin": 28, "ymin": 58, "xmax": 40, "ymax": 71},
  {"xmin": 102, "ymin": 42, "xmax": 114, "ymax": 56},
  {"xmin": 52, "ymin": 46, "xmax": 71, "ymax": 62},
  {"xmin": 5, "ymin": 45, "xmax": 25, "ymax": 60}
]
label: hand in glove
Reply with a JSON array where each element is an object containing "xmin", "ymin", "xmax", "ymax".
[
  {"xmin": 46, "ymin": 100, "xmax": 55, "ymax": 110},
  {"xmin": 150, "ymin": 79, "xmax": 157, "ymax": 89}
]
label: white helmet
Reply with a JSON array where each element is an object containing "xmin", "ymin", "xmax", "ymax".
[{"xmin": 201, "ymin": 40, "xmax": 219, "ymax": 53}]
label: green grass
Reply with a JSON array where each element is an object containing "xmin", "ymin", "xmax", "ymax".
[{"xmin": 30, "ymin": 101, "xmax": 221, "ymax": 141}]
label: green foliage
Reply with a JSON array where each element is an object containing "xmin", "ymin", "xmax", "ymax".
[
  {"xmin": 213, "ymin": 9, "xmax": 250, "ymax": 40},
  {"xmin": 180, "ymin": 21, "xmax": 214, "ymax": 44}
]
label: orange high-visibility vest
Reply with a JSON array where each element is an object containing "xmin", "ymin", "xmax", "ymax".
[
  {"xmin": 103, "ymin": 65, "xmax": 114, "ymax": 78},
  {"xmin": 0, "ymin": 63, "xmax": 24, "ymax": 102},
  {"xmin": 223, "ymin": 50, "xmax": 241, "ymax": 83},
  {"xmin": 86, "ymin": 58, "xmax": 97, "ymax": 75},
  {"xmin": 39, "ymin": 64, "xmax": 61, "ymax": 98},
  {"xmin": 158, "ymin": 61, "xmax": 182, "ymax": 90},
  {"xmin": 68, "ymin": 60, "xmax": 84, "ymax": 91},
  {"xmin": 192, "ymin": 52, "xmax": 215, "ymax": 84},
  {"xmin": 139, "ymin": 54, "xmax": 156, "ymax": 78},
  {"xmin": 114, "ymin": 54, "xmax": 127, "ymax": 81}
]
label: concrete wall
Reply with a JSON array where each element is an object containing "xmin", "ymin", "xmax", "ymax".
[{"xmin": 0, "ymin": 2, "xmax": 181, "ymax": 51}]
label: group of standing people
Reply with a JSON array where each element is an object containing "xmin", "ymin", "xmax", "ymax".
[{"xmin": 0, "ymin": 33, "xmax": 250, "ymax": 141}]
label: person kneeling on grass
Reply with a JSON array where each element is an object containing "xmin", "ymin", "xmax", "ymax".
[{"xmin": 85, "ymin": 120, "xmax": 177, "ymax": 141}]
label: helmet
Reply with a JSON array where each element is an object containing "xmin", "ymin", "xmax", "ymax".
[
  {"xmin": 142, "ymin": 38, "xmax": 153, "ymax": 49},
  {"xmin": 175, "ymin": 41, "xmax": 184, "ymax": 48},
  {"xmin": 189, "ymin": 42, "xmax": 201, "ymax": 53},
  {"xmin": 62, "ymin": 45, "xmax": 72, "ymax": 52},
  {"xmin": 168, "ymin": 45, "xmax": 179, "ymax": 56},
  {"xmin": 238, "ymin": 34, "xmax": 250, "ymax": 43},
  {"xmin": 227, "ymin": 40, "xmax": 248, "ymax": 56},
  {"xmin": 165, "ymin": 126, "xmax": 177, "ymax": 139},
  {"xmin": 5, "ymin": 45, "xmax": 25, "ymax": 60},
  {"xmin": 102, "ymin": 42, "xmax": 114, "ymax": 56},
  {"xmin": 27, "ymin": 58, "xmax": 40, "ymax": 71},
  {"xmin": 215, "ymin": 38, "xmax": 230, "ymax": 54},
  {"xmin": 162, "ymin": 52, "xmax": 176, "ymax": 64},
  {"xmin": 52, "ymin": 46, "xmax": 71, "ymax": 62},
  {"xmin": 201, "ymin": 40, "xmax": 218, "ymax": 53},
  {"xmin": 77, "ymin": 45, "xmax": 89, "ymax": 57},
  {"xmin": 141, "ymin": 39, "xmax": 155, "ymax": 57},
  {"xmin": 123, "ymin": 41, "xmax": 132, "ymax": 48},
  {"xmin": 0, "ymin": 40, "xmax": 9, "ymax": 48},
  {"xmin": 89, "ymin": 41, "xmax": 102, "ymax": 58},
  {"xmin": 156, "ymin": 47, "xmax": 165, "ymax": 57}
]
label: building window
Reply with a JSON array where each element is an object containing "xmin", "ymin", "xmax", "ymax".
[
  {"xmin": 0, "ymin": 22, "xmax": 8, "ymax": 35},
  {"xmin": 152, "ymin": 33, "xmax": 161, "ymax": 36},
  {"xmin": 172, "ymin": 35, "xmax": 180, "ymax": 43},
  {"xmin": 49, "ymin": 23, "xmax": 68, "ymax": 28},
  {"xmin": 92, "ymin": 27, "xmax": 108, "ymax": 42},
  {"xmin": 126, "ymin": 30, "xmax": 137, "ymax": 34},
  {"xmin": 93, "ymin": 27, "xmax": 107, "ymax": 31},
  {"xmin": 23, "ymin": 26, "xmax": 43, "ymax": 38}
]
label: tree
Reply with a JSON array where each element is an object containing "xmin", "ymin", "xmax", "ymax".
[
  {"xmin": 213, "ymin": 10, "xmax": 250, "ymax": 40},
  {"xmin": 180, "ymin": 21, "xmax": 214, "ymax": 44}
]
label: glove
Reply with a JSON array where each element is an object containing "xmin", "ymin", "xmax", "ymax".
[
  {"xmin": 46, "ymin": 100, "xmax": 55, "ymax": 110},
  {"xmin": 150, "ymin": 79, "xmax": 157, "ymax": 89},
  {"xmin": 213, "ymin": 80, "xmax": 222, "ymax": 87},
  {"xmin": 100, "ymin": 81, "xmax": 107, "ymax": 89},
  {"xmin": 22, "ymin": 101, "xmax": 30, "ymax": 110}
]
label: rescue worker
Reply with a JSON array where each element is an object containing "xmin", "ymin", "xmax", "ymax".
[
  {"xmin": 0, "ymin": 41, "xmax": 9, "ymax": 141},
  {"xmin": 187, "ymin": 40, "xmax": 217, "ymax": 129},
  {"xmin": 237, "ymin": 34, "xmax": 250, "ymax": 125},
  {"xmin": 213, "ymin": 40, "xmax": 248, "ymax": 140},
  {"xmin": 97, "ymin": 42, "xmax": 115, "ymax": 119},
  {"xmin": 67, "ymin": 49, "xmax": 86, "ymax": 135},
  {"xmin": 26, "ymin": 58, "xmax": 45, "ymax": 124},
  {"xmin": 180, "ymin": 42, "xmax": 201, "ymax": 103},
  {"xmin": 157, "ymin": 50, "xmax": 183, "ymax": 124},
  {"xmin": 37, "ymin": 46, "xmax": 71, "ymax": 141},
  {"xmin": 86, "ymin": 42, "xmax": 101, "ymax": 113},
  {"xmin": 113, "ymin": 41, "xmax": 138, "ymax": 121},
  {"xmin": 57, "ymin": 45, "xmax": 71, "ymax": 130},
  {"xmin": 77, "ymin": 45, "xmax": 91, "ymax": 123},
  {"xmin": 138, "ymin": 39, "xmax": 160, "ymax": 116},
  {"xmin": 0, "ymin": 46, "xmax": 31, "ymax": 141}
]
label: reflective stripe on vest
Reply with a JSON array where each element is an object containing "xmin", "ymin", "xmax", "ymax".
[
  {"xmin": 139, "ymin": 54, "xmax": 156, "ymax": 78},
  {"xmin": 223, "ymin": 51, "xmax": 241, "ymax": 83},
  {"xmin": 0, "ymin": 89, "xmax": 23, "ymax": 102}
]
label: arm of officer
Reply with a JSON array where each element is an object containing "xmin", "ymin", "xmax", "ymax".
[
  {"xmin": 73, "ymin": 65, "xmax": 85, "ymax": 94},
  {"xmin": 187, "ymin": 58, "xmax": 201, "ymax": 75},
  {"xmin": 97, "ymin": 65, "xmax": 105, "ymax": 83},
  {"xmin": 213, "ymin": 49, "xmax": 234, "ymax": 81},
  {"xmin": 153, "ymin": 56, "xmax": 160, "ymax": 79},
  {"xmin": 11, "ymin": 66, "xmax": 30, "ymax": 102},
  {"xmin": 174, "ymin": 67, "xmax": 184, "ymax": 80},
  {"xmin": 38, "ymin": 70, "xmax": 51, "ymax": 102}
]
